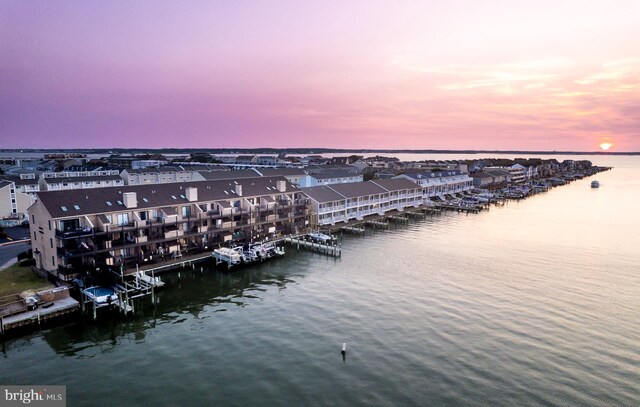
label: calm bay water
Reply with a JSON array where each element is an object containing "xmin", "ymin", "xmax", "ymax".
[{"xmin": 2, "ymin": 155, "xmax": 639, "ymax": 406}]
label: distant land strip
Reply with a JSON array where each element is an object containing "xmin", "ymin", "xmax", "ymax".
[{"xmin": 0, "ymin": 148, "xmax": 638, "ymax": 155}]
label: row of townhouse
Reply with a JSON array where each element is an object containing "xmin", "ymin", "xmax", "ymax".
[
  {"xmin": 302, "ymin": 179, "xmax": 423, "ymax": 227},
  {"xmin": 470, "ymin": 168, "xmax": 512, "ymax": 188},
  {"xmin": 392, "ymin": 171, "xmax": 474, "ymax": 202},
  {"xmin": 29, "ymin": 176, "xmax": 310, "ymax": 282},
  {"xmin": 121, "ymin": 166, "xmax": 207, "ymax": 185},
  {"xmin": 39, "ymin": 174, "xmax": 125, "ymax": 191}
]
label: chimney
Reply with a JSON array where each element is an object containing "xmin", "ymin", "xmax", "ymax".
[
  {"xmin": 123, "ymin": 192, "xmax": 137, "ymax": 208},
  {"xmin": 186, "ymin": 187, "xmax": 198, "ymax": 202},
  {"xmin": 276, "ymin": 180, "xmax": 286, "ymax": 192},
  {"xmin": 234, "ymin": 184, "xmax": 243, "ymax": 196}
]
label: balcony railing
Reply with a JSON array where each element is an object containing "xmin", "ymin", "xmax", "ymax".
[{"xmin": 55, "ymin": 227, "xmax": 93, "ymax": 239}]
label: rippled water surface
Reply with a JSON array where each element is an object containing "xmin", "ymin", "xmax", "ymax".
[{"xmin": 2, "ymin": 155, "xmax": 639, "ymax": 406}]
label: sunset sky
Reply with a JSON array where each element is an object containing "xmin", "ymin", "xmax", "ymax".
[{"xmin": 1, "ymin": 1, "xmax": 639, "ymax": 151}]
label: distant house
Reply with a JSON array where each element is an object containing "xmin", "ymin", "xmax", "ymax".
[
  {"xmin": 469, "ymin": 172, "xmax": 494, "ymax": 188},
  {"xmin": 122, "ymin": 166, "xmax": 205, "ymax": 185},
  {"xmin": 298, "ymin": 169, "xmax": 363, "ymax": 187},
  {"xmin": 132, "ymin": 160, "xmax": 169, "ymax": 169},
  {"xmin": 256, "ymin": 156, "xmax": 279, "ymax": 166},
  {"xmin": 484, "ymin": 169, "xmax": 511, "ymax": 186},
  {"xmin": 3, "ymin": 174, "xmax": 41, "ymax": 197},
  {"xmin": 253, "ymin": 168, "xmax": 307, "ymax": 186},
  {"xmin": 0, "ymin": 180, "xmax": 17, "ymax": 219},
  {"xmin": 40, "ymin": 174, "xmax": 125, "ymax": 191},
  {"xmin": 0, "ymin": 180, "xmax": 35, "ymax": 220},
  {"xmin": 235, "ymin": 155, "xmax": 258, "ymax": 165}
]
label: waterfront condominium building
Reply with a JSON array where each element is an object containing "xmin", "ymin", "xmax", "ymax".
[
  {"xmin": 29, "ymin": 176, "xmax": 310, "ymax": 282},
  {"xmin": 392, "ymin": 170, "xmax": 474, "ymax": 202},
  {"xmin": 301, "ymin": 178, "xmax": 423, "ymax": 227}
]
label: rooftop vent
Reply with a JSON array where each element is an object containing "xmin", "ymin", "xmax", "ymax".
[
  {"xmin": 185, "ymin": 187, "xmax": 198, "ymax": 202},
  {"xmin": 123, "ymin": 192, "xmax": 137, "ymax": 208}
]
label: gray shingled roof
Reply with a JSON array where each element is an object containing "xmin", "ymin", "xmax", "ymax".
[
  {"xmin": 198, "ymin": 169, "xmax": 261, "ymax": 180},
  {"xmin": 1, "ymin": 176, "xmax": 39, "ymax": 186},
  {"xmin": 328, "ymin": 182, "xmax": 386, "ymax": 198},
  {"xmin": 42, "ymin": 175, "xmax": 123, "ymax": 184},
  {"xmin": 470, "ymin": 172, "xmax": 493, "ymax": 179},
  {"xmin": 255, "ymin": 168, "xmax": 306, "ymax": 177},
  {"xmin": 37, "ymin": 176, "xmax": 297, "ymax": 218},
  {"xmin": 370, "ymin": 178, "xmax": 421, "ymax": 191},
  {"xmin": 300, "ymin": 185, "xmax": 346, "ymax": 203},
  {"xmin": 311, "ymin": 169, "xmax": 360, "ymax": 180}
]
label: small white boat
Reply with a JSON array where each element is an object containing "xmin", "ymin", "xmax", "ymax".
[
  {"xmin": 136, "ymin": 270, "xmax": 165, "ymax": 288},
  {"xmin": 308, "ymin": 232, "xmax": 333, "ymax": 243},
  {"xmin": 262, "ymin": 242, "xmax": 285, "ymax": 257},
  {"xmin": 591, "ymin": 180, "xmax": 600, "ymax": 188},
  {"xmin": 83, "ymin": 286, "xmax": 118, "ymax": 304},
  {"xmin": 212, "ymin": 247, "xmax": 242, "ymax": 265}
]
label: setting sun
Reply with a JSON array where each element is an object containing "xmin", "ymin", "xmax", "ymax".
[{"xmin": 599, "ymin": 142, "xmax": 613, "ymax": 151}]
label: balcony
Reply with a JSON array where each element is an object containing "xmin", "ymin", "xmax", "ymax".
[
  {"xmin": 164, "ymin": 227, "xmax": 183, "ymax": 239},
  {"xmin": 136, "ymin": 235, "xmax": 148, "ymax": 243},
  {"xmin": 258, "ymin": 214, "xmax": 277, "ymax": 223},
  {"xmin": 55, "ymin": 227, "xmax": 93, "ymax": 239}
]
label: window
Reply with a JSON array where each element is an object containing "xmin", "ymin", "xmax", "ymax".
[
  {"xmin": 139, "ymin": 211, "xmax": 148, "ymax": 221},
  {"xmin": 117, "ymin": 200, "xmax": 123, "ymax": 205},
  {"xmin": 142, "ymin": 198, "xmax": 148, "ymax": 203},
  {"xmin": 60, "ymin": 218, "xmax": 80, "ymax": 231},
  {"xmin": 32, "ymin": 214, "xmax": 35, "ymax": 223},
  {"xmin": 48, "ymin": 220, "xmax": 51, "ymax": 231},
  {"xmin": 115, "ymin": 213, "xmax": 129, "ymax": 226},
  {"xmin": 50, "ymin": 238, "xmax": 53, "ymax": 249},
  {"xmin": 181, "ymin": 206, "xmax": 191, "ymax": 217},
  {"xmin": 106, "ymin": 201, "xmax": 112, "ymax": 206},
  {"xmin": 74, "ymin": 205, "xmax": 80, "ymax": 210},
  {"xmin": 33, "ymin": 231, "xmax": 37, "ymax": 241},
  {"xmin": 171, "ymin": 195, "xmax": 177, "ymax": 200},
  {"xmin": 61, "ymin": 206, "xmax": 68, "ymax": 212},
  {"xmin": 52, "ymin": 256, "xmax": 55, "ymax": 266}
]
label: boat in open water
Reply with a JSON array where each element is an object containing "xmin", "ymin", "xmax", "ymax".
[{"xmin": 591, "ymin": 180, "xmax": 600, "ymax": 188}]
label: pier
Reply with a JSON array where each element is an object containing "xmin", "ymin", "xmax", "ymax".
[
  {"xmin": 1, "ymin": 288, "xmax": 80, "ymax": 336},
  {"xmin": 387, "ymin": 214, "xmax": 409, "ymax": 224},
  {"xmin": 435, "ymin": 204, "xmax": 482, "ymax": 214},
  {"xmin": 341, "ymin": 225, "xmax": 366, "ymax": 235},
  {"xmin": 284, "ymin": 235, "xmax": 342, "ymax": 257},
  {"xmin": 365, "ymin": 219, "xmax": 389, "ymax": 229}
]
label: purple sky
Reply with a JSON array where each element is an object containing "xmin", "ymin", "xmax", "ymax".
[{"xmin": 1, "ymin": 1, "xmax": 639, "ymax": 151}]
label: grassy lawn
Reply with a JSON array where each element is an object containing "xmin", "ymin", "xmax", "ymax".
[{"xmin": 0, "ymin": 264, "xmax": 54, "ymax": 297}]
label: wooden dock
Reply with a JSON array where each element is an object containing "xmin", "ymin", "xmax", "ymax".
[
  {"xmin": 284, "ymin": 236, "xmax": 341, "ymax": 257},
  {"xmin": 365, "ymin": 220, "xmax": 389, "ymax": 229},
  {"xmin": 387, "ymin": 214, "xmax": 409, "ymax": 224},
  {"xmin": 435, "ymin": 204, "xmax": 482, "ymax": 214},
  {"xmin": 138, "ymin": 253, "xmax": 212, "ymax": 275},
  {"xmin": 341, "ymin": 225, "xmax": 366, "ymax": 235},
  {"xmin": 1, "ymin": 296, "xmax": 80, "ymax": 334}
]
